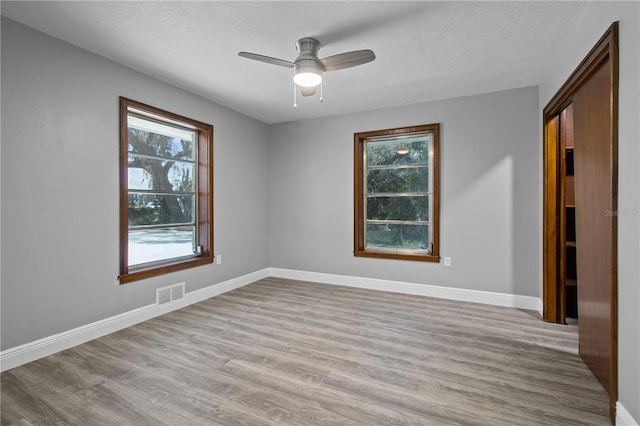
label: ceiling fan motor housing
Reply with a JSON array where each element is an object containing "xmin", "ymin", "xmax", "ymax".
[
  {"xmin": 294, "ymin": 37, "xmax": 324, "ymax": 87},
  {"xmin": 295, "ymin": 38, "xmax": 321, "ymax": 59}
]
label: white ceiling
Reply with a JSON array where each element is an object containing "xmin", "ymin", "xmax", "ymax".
[{"xmin": 1, "ymin": 1, "xmax": 588, "ymax": 124}]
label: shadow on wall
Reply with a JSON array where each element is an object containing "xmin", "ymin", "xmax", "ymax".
[{"xmin": 446, "ymin": 155, "xmax": 515, "ymax": 294}]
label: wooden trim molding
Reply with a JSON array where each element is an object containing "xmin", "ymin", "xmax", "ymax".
[
  {"xmin": 542, "ymin": 22, "xmax": 618, "ymax": 421},
  {"xmin": 118, "ymin": 97, "xmax": 214, "ymax": 283},
  {"xmin": 542, "ymin": 115, "xmax": 560, "ymax": 323},
  {"xmin": 353, "ymin": 124, "xmax": 440, "ymax": 262}
]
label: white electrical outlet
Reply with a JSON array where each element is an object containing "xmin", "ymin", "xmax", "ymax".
[
  {"xmin": 216, "ymin": 254, "xmax": 222, "ymax": 264},
  {"xmin": 444, "ymin": 257, "xmax": 452, "ymax": 267}
]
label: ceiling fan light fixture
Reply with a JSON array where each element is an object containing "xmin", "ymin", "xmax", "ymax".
[{"xmin": 293, "ymin": 67, "xmax": 322, "ymax": 87}]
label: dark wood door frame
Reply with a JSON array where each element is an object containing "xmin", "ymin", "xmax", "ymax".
[{"xmin": 542, "ymin": 22, "xmax": 618, "ymax": 421}]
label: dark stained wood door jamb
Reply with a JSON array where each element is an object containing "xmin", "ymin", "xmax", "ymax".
[{"xmin": 542, "ymin": 22, "xmax": 618, "ymax": 422}]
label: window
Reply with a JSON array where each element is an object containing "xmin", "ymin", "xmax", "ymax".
[
  {"xmin": 119, "ymin": 97, "xmax": 213, "ymax": 283},
  {"xmin": 354, "ymin": 124, "xmax": 440, "ymax": 262}
]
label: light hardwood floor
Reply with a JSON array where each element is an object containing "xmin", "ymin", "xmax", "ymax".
[{"xmin": 1, "ymin": 277, "xmax": 610, "ymax": 425}]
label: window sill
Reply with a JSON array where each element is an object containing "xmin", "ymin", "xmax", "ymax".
[
  {"xmin": 354, "ymin": 250, "xmax": 440, "ymax": 262},
  {"xmin": 119, "ymin": 255, "xmax": 214, "ymax": 284}
]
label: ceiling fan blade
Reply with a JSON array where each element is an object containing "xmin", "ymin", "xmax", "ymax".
[
  {"xmin": 299, "ymin": 86, "xmax": 317, "ymax": 97},
  {"xmin": 321, "ymin": 50, "xmax": 376, "ymax": 72},
  {"xmin": 238, "ymin": 52, "xmax": 294, "ymax": 68}
]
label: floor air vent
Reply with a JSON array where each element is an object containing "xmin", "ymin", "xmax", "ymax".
[{"xmin": 156, "ymin": 282, "xmax": 185, "ymax": 305}]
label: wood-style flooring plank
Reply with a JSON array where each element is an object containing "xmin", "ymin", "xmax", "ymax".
[{"xmin": 1, "ymin": 277, "xmax": 610, "ymax": 425}]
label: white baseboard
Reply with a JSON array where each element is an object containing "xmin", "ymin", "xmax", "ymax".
[
  {"xmin": 617, "ymin": 401, "xmax": 639, "ymax": 426},
  {"xmin": 1, "ymin": 267, "xmax": 542, "ymax": 372},
  {"xmin": 0, "ymin": 268, "xmax": 270, "ymax": 372},
  {"xmin": 269, "ymin": 268, "xmax": 542, "ymax": 311}
]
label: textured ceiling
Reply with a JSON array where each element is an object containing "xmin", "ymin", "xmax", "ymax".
[{"xmin": 1, "ymin": 1, "xmax": 588, "ymax": 124}]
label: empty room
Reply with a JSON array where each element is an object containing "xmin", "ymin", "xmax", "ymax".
[{"xmin": 1, "ymin": 1, "xmax": 638, "ymax": 425}]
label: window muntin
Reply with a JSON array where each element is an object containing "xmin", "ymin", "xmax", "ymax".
[
  {"xmin": 354, "ymin": 124, "xmax": 439, "ymax": 262},
  {"xmin": 119, "ymin": 98, "xmax": 213, "ymax": 283}
]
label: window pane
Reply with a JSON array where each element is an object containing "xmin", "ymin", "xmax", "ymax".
[
  {"xmin": 129, "ymin": 227, "xmax": 195, "ymax": 266},
  {"xmin": 128, "ymin": 194, "xmax": 195, "ymax": 227},
  {"xmin": 366, "ymin": 223, "xmax": 430, "ymax": 251},
  {"xmin": 367, "ymin": 167, "xmax": 428, "ymax": 194},
  {"xmin": 366, "ymin": 137, "xmax": 430, "ymax": 167},
  {"xmin": 367, "ymin": 196, "xmax": 429, "ymax": 221},
  {"xmin": 128, "ymin": 155, "xmax": 195, "ymax": 192},
  {"xmin": 128, "ymin": 116, "xmax": 195, "ymax": 161}
]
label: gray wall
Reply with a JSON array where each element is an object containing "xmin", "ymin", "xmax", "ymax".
[
  {"xmin": 0, "ymin": 18, "xmax": 270, "ymax": 350},
  {"xmin": 538, "ymin": 2, "xmax": 640, "ymax": 420},
  {"xmin": 268, "ymin": 86, "xmax": 540, "ymax": 297}
]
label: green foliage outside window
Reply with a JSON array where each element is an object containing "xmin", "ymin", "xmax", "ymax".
[{"xmin": 365, "ymin": 137, "xmax": 432, "ymax": 252}]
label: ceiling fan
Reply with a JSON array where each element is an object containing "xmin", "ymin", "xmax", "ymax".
[{"xmin": 238, "ymin": 37, "xmax": 376, "ymax": 105}]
